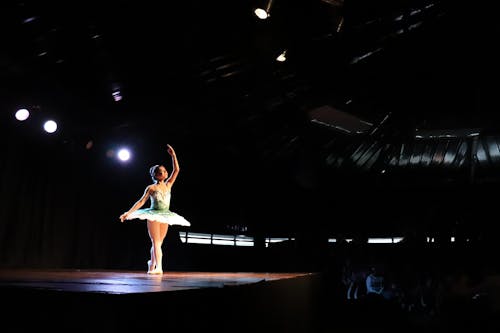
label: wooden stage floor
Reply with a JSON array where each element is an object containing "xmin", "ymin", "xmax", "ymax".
[
  {"xmin": 0, "ymin": 269, "xmax": 322, "ymax": 332},
  {"xmin": 0, "ymin": 269, "xmax": 311, "ymax": 294}
]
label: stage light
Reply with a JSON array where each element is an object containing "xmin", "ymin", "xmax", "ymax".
[
  {"xmin": 43, "ymin": 120, "xmax": 58, "ymax": 133},
  {"xmin": 106, "ymin": 149, "xmax": 115, "ymax": 158},
  {"xmin": 117, "ymin": 148, "xmax": 131, "ymax": 161},
  {"xmin": 15, "ymin": 108, "xmax": 30, "ymax": 121},
  {"xmin": 22, "ymin": 16, "xmax": 37, "ymax": 24},
  {"xmin": 254, "ymin": 8, "xmax": 269, "ymax": 19},
  {"xmin": 254, "ymin": 0, "xmax": 274, "ymax": 19},
  {"xmin": 276, "ymin": 50, "xmax": 287, "ymax": 62},
  {"xmin": 112, "ymin": 90, "xmax": 122, "ymax": 102},
  {"xmin": 112, "ymin": 82, "xmax": 123, "ymax": 102}
]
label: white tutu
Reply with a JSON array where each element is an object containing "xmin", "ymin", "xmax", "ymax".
[
  {"xmin": 126, "ymin": 188, "xmax": 191, "ymax": 226},
  {"xmin": 127, "ymin": 208, "xmax": 191, "ymax": 226}
]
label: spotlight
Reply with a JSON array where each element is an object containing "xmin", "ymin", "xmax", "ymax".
[
  {"xmin": 117, "ymin": 148, "xmax": 131, "ymax": 162},
  {"xmin": 15, "ymin": 108, "xmax": 30, "ymax": 121},
  {"xmin": 254, "ymin": 0, "xmax": 274, "ymax": 19},
  {"xmin": 112, "ymin": 90, "xmax": 122, "ymax": 102},
  {"xmin": 112, "ymin": 82, "xmax": 123, "ymax": 102},
  {"xmin": 43, "ymin": 120, "xmax": 58, "ymax": 133},
  {"xmin": 85, "ymin": 140, "xmax": 94, "ymax": 150},
  {"xmin": 106, "ymin": 149, "xmax": 115, "ymax": 158},
  {"xmin": 276, "ymin": 50, "xmax": 287, "ymax": 62}
]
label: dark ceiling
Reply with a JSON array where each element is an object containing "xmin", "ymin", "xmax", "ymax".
[{"xmin": 1, "ymin": 0, "xmax": 499, "ymax": 234}]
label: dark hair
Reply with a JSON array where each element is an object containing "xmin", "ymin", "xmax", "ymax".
[{"xmin": 149, "ymin": 165, "xmax": 160, "ymax": 182}]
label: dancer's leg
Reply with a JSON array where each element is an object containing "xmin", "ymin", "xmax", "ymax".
[
  {"xmin": 146, "ymin": 220, "xmax": 163, "ymax": 274},
  {"xmin": 155, "ymin": 223, "xmax": 169, "ymax": 272}
]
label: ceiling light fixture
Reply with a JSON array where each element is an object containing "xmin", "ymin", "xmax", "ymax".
[{"xmin": 254, "ymin": 0, "xmax": 274, "ymax": 20}]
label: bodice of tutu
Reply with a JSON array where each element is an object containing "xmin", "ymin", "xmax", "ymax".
[
  {"xmin": 150, "ymin": 189, "xmax": 171, "ymax": 210},
  {"xmin": 127, "ymin": 187, "xmax": 190, "ymax": 226}
]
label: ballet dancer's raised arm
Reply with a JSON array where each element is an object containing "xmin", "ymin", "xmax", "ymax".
[{"xmin": 166, "ymin": 144, "xmax": 180, "ymax": 188}]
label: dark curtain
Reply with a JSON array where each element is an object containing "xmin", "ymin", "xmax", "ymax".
[{"xmin": 0, "ymin": 126, "xmax": 151, "ymax": 270}]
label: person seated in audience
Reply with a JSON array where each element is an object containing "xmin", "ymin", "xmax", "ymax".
[{"xmin": 366, "ymin": 265, "xmax": 385, "ymax": 297}]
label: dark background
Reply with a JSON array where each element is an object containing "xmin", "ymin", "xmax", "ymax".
[{"xmin": 1, "ymin": 0, "xmax": 499, "ymax": 270}]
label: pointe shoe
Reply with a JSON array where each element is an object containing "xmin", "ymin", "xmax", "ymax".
[
  {"xmin": 147, "ymin": 260, "xmax": 155, "ymax": 273},
  {"xmin": 147, "ymin": 268, "xmax": 163, "ymax": 275}
]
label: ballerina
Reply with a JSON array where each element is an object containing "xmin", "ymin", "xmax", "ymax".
[{"xmin": 120, "ymin": 144, "xmax": 190, "ymax": 274}]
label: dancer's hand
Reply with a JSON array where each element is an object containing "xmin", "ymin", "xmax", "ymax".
[
  {"xmin": 167, "ymin": 144, "xmax": 175, "ymax": 155},
  {"xmin": 119, "ymin": 212, "xmax": 129, "ymax": 223}
]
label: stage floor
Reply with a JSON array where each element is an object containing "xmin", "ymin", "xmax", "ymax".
[
  {"xmin": 0, "ymin": 269, "xmax": 321, "ymax": 332},
  {"xmin": 0, "ymin": 269, "xmax": 312, "ymax": 294}
]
